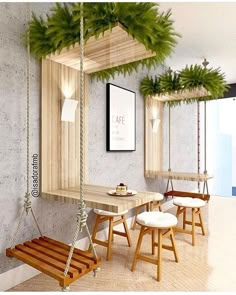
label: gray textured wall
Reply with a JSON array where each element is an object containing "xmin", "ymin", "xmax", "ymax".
[
  {"xmin": 88, "ymin": 74, "xmax": 197, "ymax": 195},
  {"xmin": 0, "ymin": 3, "xmax": 197, "ymax": 276},
  {"xmin": 88, "ymin": 71, "xmax": 165, "ymax": 193},
  {"xmin": 162, "ymin": 103, "xmax": 198, "ymax": 191},
  {"xmin": 0, "ymin": 2, "xmax": 81, "ymax": 275}
]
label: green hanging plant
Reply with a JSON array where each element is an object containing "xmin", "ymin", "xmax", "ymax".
[
  {"xmin": 27, "ymin": 13, "xmax": 56, "ymax": 59},
  {"xmin": 46, "ymin": 3, "xmax": 80, "ymax": 54},
  {"xmin": 140, "ymin": 76, "xmax": 162, "ymax": 97},
  {"xmin": 180, "ymin": 64, "xmax": 228, "ymax": 99},
  {"xmin": 159, "ymin": 70, "xmax": 182, "ymax": 93},
  {"xmin": 26, "ymin": 2, "xmax": 180, "ymax": 79},
  {"xmin": 140, "ymin": 64, "xmax": 229, "ymax": 106}
]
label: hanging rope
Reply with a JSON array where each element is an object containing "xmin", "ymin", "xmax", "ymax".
[
  {"xmin": 204, "ymin": 100, "xmax": 207, "ymax": 175},
  {"xmin": 64, "ymin": 3, "xmax": 98, "ymax": 278},
  {"xmin": 24, "ymin": 11, "xmax": 32, "ymax": 215},
  {"xmin": 77, "ymin": 1, "xmax": 87, "ymax": 230},
  {"xmin": 168, "ymin": 105, "xmax": 171, "ymax": 172},
  {"xmin": 10, "ymin": 4, "xmax": 43, "ymax": 248},
  {"xmin": 202, "ymin": 58, "xmax": 209, "ymax": 195},
  {"xmin": 165, "ymin": 104, "xmax": 173, "ymax": 193},
  {"xmin": 197, "ymin": 101, "xmax": 200, "ymax": 192},
  {"xmin": 202, "ymin": 58, "xmax": 209, "ymax": 176}
]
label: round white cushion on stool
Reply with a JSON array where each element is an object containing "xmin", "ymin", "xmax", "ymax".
[
  {"xmin": 94, "ymin": 208, "xmax": 128, "ymax": 217},
  {"xmin": 152, "ymin": 193, "xmax": 164, "ymax": 201},
  {"xmin": 137, "ymin": 211, "xmax": 177, "ymax": 228},
  {"xmin": 173, "ymin": 197, "xmax": 206, "ymax": 208}
]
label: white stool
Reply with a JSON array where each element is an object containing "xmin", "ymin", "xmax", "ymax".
[
  {"xmin": 91, "ymin": 209, "xmax": 132, "ymax": 260},
  {"xmin": 131, "ymin": 211, "xmax": 178, "ymax": 281},
  {"xmin": 132, "ymin": 193, "xmax": 164, "ymax": 230},
  {"xmin": 173, "ymin": 197, "xmax": 206, "ymax": 246}
]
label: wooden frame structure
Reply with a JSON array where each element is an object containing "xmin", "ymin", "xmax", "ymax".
[
  {"xmin": 48, "ymin": 23, "xmax": 155, "ymax": 74},
  {"xmin": 41, "ymin": 24, "xmax": 157, "ymax": 200},
  {"xmin": 144, "ymin": 95, "xmax": 213, "ymax": 201},
  {"xmin": 7, "ymin": 23, "xmax": 158, "ymax": 289},
  {"xmin": 146, "ymin": 86, "xmax": 210, "ymax": 103}
]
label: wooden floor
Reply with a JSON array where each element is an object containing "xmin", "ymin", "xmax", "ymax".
[{"xmin": 8, "ymin": 196, "xmax": 236, "ymax": 292}]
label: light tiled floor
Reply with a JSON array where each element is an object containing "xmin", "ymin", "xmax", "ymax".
[{"xmin": 8, "ymin": 196, "xmax": 236, "ymax": 292}]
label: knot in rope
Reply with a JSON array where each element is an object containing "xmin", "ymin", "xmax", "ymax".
[
  {"xmin": 24, "ymin": 192, "xmax": 32, "ymax": 215},
  {"xmin": 77, "ymin": 200, "xmax": 87, "ymax": 232}
]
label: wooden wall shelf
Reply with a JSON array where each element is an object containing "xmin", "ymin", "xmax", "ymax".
[
  {"xmin": 47, "ymin": 23, "xmax": 155, "ymax": 74},
  {"xmin": 147, "ymin": 86, "xmax": 210, "ymax": 103},
  {"xmin": 145, "ymin": 171, "xmax": 213, "ymax": 182}
]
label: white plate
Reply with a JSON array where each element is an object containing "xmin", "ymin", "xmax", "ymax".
[{"xmin": 107, "ymin": 190, "xmax": 137, "ymax": 197}]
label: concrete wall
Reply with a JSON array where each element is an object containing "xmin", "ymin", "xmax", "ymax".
[
  {"xmin": 88, "ymin": 74, "xmax": 198, "ymax": 194},
  {"xmin": 0, "ymin": 2, "xmax": 81, "ymax": 276},
  {"xmin": 0, "ymin": 2, "xmax": 198, "ymax": 280},
  {"xmin": 88, "ymin": 71, "xmax": 164, "ymax": 192}
]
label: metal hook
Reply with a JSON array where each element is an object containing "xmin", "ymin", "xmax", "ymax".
[{"xmin": 202, "ymin": 58, "xmax": 209, "ymax": 68}]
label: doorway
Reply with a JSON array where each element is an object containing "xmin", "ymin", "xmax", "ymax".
[{"xmin": 200, "ymin": 97, "xmax": 236, "ymax": 197}]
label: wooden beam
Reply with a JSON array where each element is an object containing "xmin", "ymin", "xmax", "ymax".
[{"xmin": 47, "ymin": 24, "xmax": 155, "ymax": 74}]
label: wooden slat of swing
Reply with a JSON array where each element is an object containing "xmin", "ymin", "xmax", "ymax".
[
  {"xmin": 23, "ymin": 241, "xmax": 87, "ymax": 271},
  {"xmin": 41, "ymin": 236, "xmax": 97, "ymax": 262},
  {"xmin": 32, "ymin": 238, "xmax": 94, "ymax": 268},
  {"xmin": 164, "ymin": 190, "xmax": 210, "ymax": 201},
  {"xmin": 15, "ymin": 244, "xmax": 79, "ymax": 278},
  {"xmin": 6, "ymin": 236, "xmax": 101, "ymax": 287}
]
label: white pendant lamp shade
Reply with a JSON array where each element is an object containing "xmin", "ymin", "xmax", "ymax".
[{"xmin": 61, "ymin": 98, "xmax": 79, "ymax": 122}]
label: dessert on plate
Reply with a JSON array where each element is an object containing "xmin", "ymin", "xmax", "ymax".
[{"xmin": 116, "ymin": 183, "xmax": 128, "ymax": 195}]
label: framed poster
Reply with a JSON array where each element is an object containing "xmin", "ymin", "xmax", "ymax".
[{"xmin": 106, "ymin": 83, "xmax": 136, "ymax": 151}]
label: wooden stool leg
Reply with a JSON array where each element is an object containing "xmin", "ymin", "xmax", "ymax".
[
  {"xmin": 132, "ymin": 208, "xmax": 138, "ymax": 230},
  {"xmin": 176, "ymin": 206, "xmax": 181, "ymax": 219},
  {"xmin": 170, "ymin": 228, "xmax": 179, "ymax": 262},
  {"xmin": 192, "ymin": 208, "xmax": 195, "ymax": 246},
  {"xmin": 151, "ymin": 229, "xmax": 155, "ymax": 255},
  {"xmin": 107, "ymin": 217, "xmax": 114, "ymax": 260},
  {"xmin": 157, "ymin": 229, "xmax": 163, "ymax": 281},
  {"xmin": 131, "ymin": 226, "xmax": 145, "ymax": 272},
  {"xmin": 150, "ymin": 201, "xmax": 162, "ymax": 212},
  {"xmin": 183, "ymin": 208, "xmax": 186, "ymax": 230},
  {"xmin": 198, "ymin": 209, "xmax": 206, "ymax": 236},
  {"xmin": 132, "ymin": 205, "xmax": 143, "ymax": 230},
  {"xmin": 122, "ymin": 215, "xmax": 132, "ymax": 247}
]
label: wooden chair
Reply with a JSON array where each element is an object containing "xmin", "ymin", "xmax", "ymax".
[
  {"xmin": 131, "ymin": 211, "xmax": 178, "ymax": 281},
  {"xmin": 132, "ymin": 193, "xmax": 164, "ymax": 230},
  {"xmin": 91, "ymin": 209, "xmax": 132, "ymax": 261},
  {"xmin": 173, "ymin": 197, "xmax": 206, "ymax": 246}
]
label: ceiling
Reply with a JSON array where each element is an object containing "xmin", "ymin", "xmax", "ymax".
[{"xmin": 159, "ymin": 2, "xmax": 236, "ymax": 84}]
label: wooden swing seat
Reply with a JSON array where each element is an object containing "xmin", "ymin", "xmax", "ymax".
[
  {"xmin": 164, "ymin": 190, "xmax": 210, "ymax": 201},
  {"xmin": 6, "ymin": 236, "xmax": 101, "ymax": 288},
  {"xmin": 145, "ymin": 171, "xmax": 213, "ymax": 182}
]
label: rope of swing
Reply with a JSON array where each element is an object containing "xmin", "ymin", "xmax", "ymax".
[
  {"xmin": 64, "ymin": 3, "xmax": 98, "ymax": 277},
  {"xmin": 10, "ymin": 4, "xmax": 42, "ymax": 249}
]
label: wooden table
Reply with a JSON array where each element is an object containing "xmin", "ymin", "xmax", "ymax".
[{"xmin": 41, "ymin": 184, "xmax": 163, "ymax": 213}]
